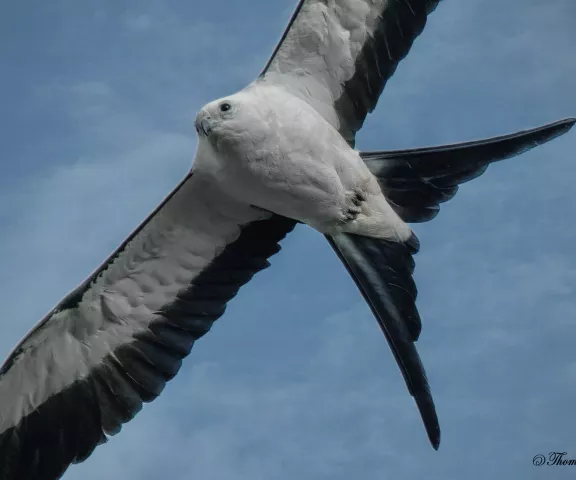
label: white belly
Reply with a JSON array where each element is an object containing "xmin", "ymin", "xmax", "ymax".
[{"xmin": 192, "ymin": 84, "xmax": 411, "ymax": 241}]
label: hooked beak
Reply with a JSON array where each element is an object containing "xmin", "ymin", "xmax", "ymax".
[{"xmin": 195, "ymin": 116, "xmax": 213, "ymax": 137}]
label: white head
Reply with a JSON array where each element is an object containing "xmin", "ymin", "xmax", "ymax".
[
  {"xmin": 194, "ymin": 97, "xmax": 236, "ymax": 138},
  {"xmin": 194, "ymin": 90, "xmax": 276, "ymax": 150},
  {"xmin": 194, "ymin": 86, "xmax": 296, "ymax": 156}
]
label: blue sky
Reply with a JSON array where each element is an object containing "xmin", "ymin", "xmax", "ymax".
[{"xmin": 1, "ymin": 0, "xmax": 576, "ymax": 479}]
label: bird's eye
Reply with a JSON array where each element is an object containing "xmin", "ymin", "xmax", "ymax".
[{"xmin": 219, "ymin": 102, "xmax": 232, "ymax": 112}]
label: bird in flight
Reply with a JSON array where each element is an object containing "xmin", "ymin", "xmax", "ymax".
[{"xmin": 0, "ymin": 1, "xmax": 574, "ymax": 478}]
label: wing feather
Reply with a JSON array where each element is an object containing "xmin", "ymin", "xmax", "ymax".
[
  {"xmin": 259, "ymin": 0, "xmax": 442, "ymax": 145},
  {"xmin": 0, "ymin": 172, "xmax": 296, "ymax": 479}
]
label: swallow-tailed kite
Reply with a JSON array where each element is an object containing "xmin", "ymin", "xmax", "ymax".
[{"xmin": 0, "ymin": 0, "xmax": 574, "ymax": 478}]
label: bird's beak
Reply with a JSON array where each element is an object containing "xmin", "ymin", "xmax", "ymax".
[{"xmin": 195, "ymin": 116, "xmax": 213, "ymax": 137}]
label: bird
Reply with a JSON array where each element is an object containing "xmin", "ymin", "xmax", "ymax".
[{"xmin": 0, "ymin": 0, "xmax": 574, "ymax": 479}]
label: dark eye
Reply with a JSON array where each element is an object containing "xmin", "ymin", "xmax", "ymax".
[{"xmin": 219, "ymin": 102, "xmax": 231, "ymax": 112}]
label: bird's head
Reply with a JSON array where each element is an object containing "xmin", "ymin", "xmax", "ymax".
[
  {"xmin": 194, "ymin": 97, "xmax": 238, "ymax": 139},
  {"xmin": 194, "ymin": 90, "xmax": 275, "ymax": 151}
]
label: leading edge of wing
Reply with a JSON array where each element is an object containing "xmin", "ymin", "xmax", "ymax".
[
  {"xmin": 258, "ymin": 0, "xmax": 443, "ymax": 145},
  {"xmin": 0, "ymin": 173, "xmax": 195, "ymax": 375},
  {"xmin": 259, "ymin": 0, "xmax": 306, "ymax": 76},
  {"xmin": 0, "ymin": 171, "xmax": 297, "ymax": 477}
]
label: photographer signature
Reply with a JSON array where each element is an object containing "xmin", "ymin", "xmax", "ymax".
[{"xmin": 533, "ymin": 452, "xmax": 576, "ymax": 466}]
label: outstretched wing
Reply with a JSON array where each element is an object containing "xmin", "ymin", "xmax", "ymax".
[
  {"xmin": 0, "ymin": 172, "xmax": 296, "ymax": 479},
  {"xmin": 259, "ymin": 0, "xmax": 442, "ymax": 146},
  {"xmin": 361, "ymin": 118, "xmax": 576, "ymax": 222}
]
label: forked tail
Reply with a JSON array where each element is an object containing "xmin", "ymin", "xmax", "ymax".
[
  {"xmin": 326, "ymin": 232, "xmax": 440, "ymax": 449},
  {"xmin": 361, "ymin": 118, "xmax": 575, "ymax": 223},
  {"xmin": 325, "ymin": 117, "xmax": 575, "ymax": 449}
]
